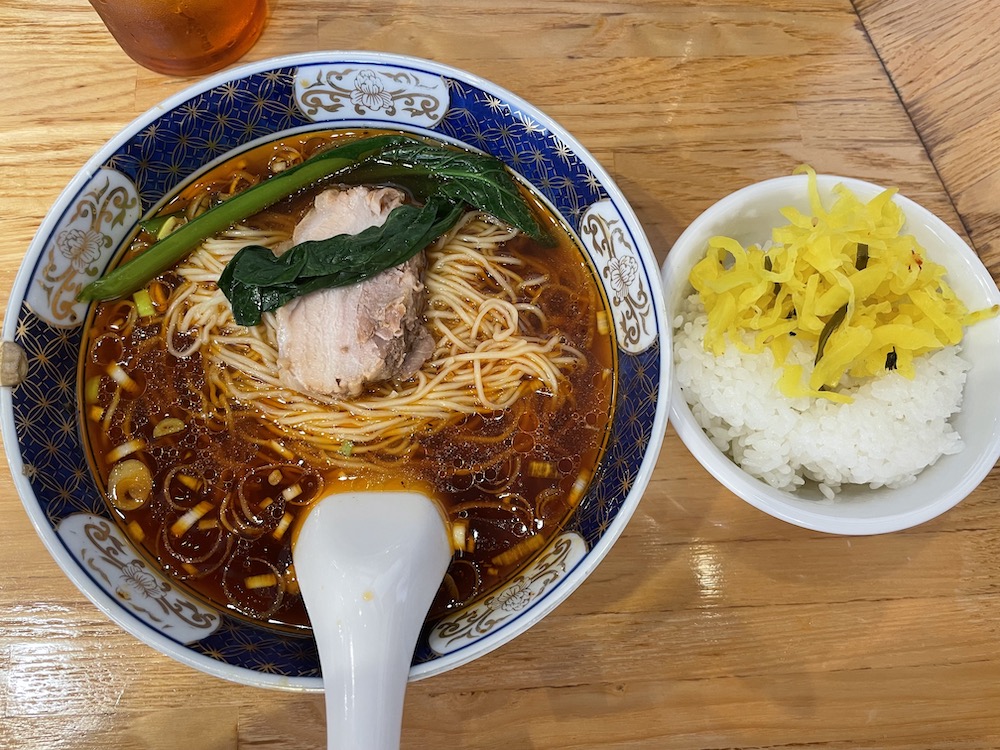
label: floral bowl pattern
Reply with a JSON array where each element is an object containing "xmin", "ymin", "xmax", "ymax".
[{"xmin": 1, "ymin": 52, "xmax": 670, "ymax": 690}]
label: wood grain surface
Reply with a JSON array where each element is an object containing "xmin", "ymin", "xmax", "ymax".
[
  {"xmin": 1, "ymin": 1, "xmax": 999, "ymax": 748},
  {"xmin": 856, "ymin": 0, "xmax": 1000, "ymax": 281}
]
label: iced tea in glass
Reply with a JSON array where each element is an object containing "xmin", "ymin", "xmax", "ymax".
[{"xmin": 88, "ymin": 0, "xmax": 269, "ymax": 77}]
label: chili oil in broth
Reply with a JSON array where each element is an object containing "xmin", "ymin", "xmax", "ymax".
[{"xmin": 80, "ymin": 130, "xmax": 616, "ymax": 630}]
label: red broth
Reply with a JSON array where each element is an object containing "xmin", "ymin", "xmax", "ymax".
[{"xmin": 81, "ymin": 131, "xmax": 614, "ymax": 629}]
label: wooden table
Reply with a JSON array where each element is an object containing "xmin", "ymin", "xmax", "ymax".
[{"xmin": 2, "ymin": 1, "xmax": 999, "ymax": 747}]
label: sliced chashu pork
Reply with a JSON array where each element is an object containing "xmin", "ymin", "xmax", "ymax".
[{"xmin": 274, "ymin": 186, "xmax": 434, "ymax": 399}]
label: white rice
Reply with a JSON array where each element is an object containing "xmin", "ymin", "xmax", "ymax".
[{"xmin": 672, "ymin": 293, "xmax": 969, "ymax": 496}]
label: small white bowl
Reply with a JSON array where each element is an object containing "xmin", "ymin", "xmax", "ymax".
[{"xmin": 661, "ymin": 174, "xmax": 1000, "ymax": 535}]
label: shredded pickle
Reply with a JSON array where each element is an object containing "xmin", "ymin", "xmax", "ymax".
[{"xmin": 690, "ymin": 166, "xmax": 998, "ymax": 402}]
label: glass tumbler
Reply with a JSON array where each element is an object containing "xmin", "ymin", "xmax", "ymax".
[{"xmin": 88, "ymin": 0, "xmax": 269, "ymax": 77}]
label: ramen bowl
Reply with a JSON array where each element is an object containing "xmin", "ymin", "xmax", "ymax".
[
  {"xmin": 661, "ymin": 174, "xmax": 1000, "ymax": 535},
  {"xmin": 0, "ymin": 52, "xmax": 670, "ymax": 689}
]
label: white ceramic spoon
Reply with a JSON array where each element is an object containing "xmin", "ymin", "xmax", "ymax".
[{"xmin": 293, "ymin": 490, "xmax": 451, "ymax": 750}]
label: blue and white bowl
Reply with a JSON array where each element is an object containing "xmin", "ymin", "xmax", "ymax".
[{"xmin": 0, "ymin": 52, "xmax": 670, "ymax": 689}]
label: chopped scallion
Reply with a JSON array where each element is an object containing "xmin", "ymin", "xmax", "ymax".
[{"xmin": 133, "ymin": 289, "xmax": 155, "ymax": 318}]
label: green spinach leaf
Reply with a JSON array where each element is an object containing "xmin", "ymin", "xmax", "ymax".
[
  {"xmin": 219, "ymin": 196, "xmax": 464, "ymax": 325},
  {"xmin": 219, "ymin": 138, "xmax": 549, "ymax": 325}
]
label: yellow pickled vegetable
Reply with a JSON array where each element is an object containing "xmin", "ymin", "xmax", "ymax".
[{"xmin": 689, "ymin": 165, "xmax": 997, "ymax": 402}]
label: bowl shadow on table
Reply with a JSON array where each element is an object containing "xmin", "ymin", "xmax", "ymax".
[
  {"xmin": 583, "ymin": 432, "xmax": 954, "ymax": 742},
  {"xmin": 389, "ymin": 462, "xmax": 698, "ymax": 745},
  {"xmin": 231, "ymin": 697, "xmax": 327, "ymax": 749},
  {"xmin": 662, "ymin": 431, "xmax": 963, "ymax": 729},
  {"xmin": 404, "ymin": 446, "xmax": 745, "ymax": 744},
  {"xmin": 613, "ymin": 174, "xmax": 688, "ymax": 271}
]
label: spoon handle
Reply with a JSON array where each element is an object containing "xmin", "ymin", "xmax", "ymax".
[{"xmin": 294, "ymin": 491, "xmax": 451, "ymax": 750}]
